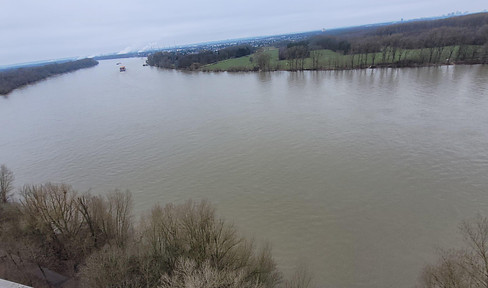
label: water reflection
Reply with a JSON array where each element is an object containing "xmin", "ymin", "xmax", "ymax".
[
  {"xmin": 287, "ymin": 71, "xmax": 306, "ymax": 87},
  {"xmin": 257, "ymin": 71, "xmax": 271, "ymax": 83}
]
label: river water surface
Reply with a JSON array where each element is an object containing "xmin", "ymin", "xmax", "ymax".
[{"xmin": 1, "ymin": 58, "xmax": 488, "ymax": 287}]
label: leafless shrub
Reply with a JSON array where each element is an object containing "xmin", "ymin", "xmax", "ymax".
[
  {"xmin": 420, "ymin": 249, "xmax": 472, "ymax": 288},
  {"xmin": 160, "ymin": 257, "xmax": 265, "ymax": 288},
  {"xmin": 0, "ymin": 165, "xmax": 14, "ymax": 203},
  {"xmin": 0, "ymin": 199, "xmax": 62, "ymax": 286},
  {"xmin": 458, "ymin": 216, "xmax": 488, "ymax": 287},
  {"xmin": 81, "ymin": 200, "xmax": 281, "ymax": 287},
  {"xmin": 20, "ymin": 183, "xmax": 86, "ymax": 263},
  {"xmin": 106, "ymin": 190, "xmax": 133, "ymax": 245},
  {"xmin": 3, "ymin": 182, "xmax": 284, "ymax": 288},
  {"xmin": 0, "ymin": 202, "xmax": 25, "ymax": 267},
  {"xmin": 283, "ymin": 264, "xmax": 314, "ymax": 288},
  {"xmin": 420, "ymin": 215, "xmax": 488, "ymax": 288},
  {"xmin": 80, "ymin": 244, "xmax": 143, "ymax": 288},
  {"xmin": 139, "ymin": 200, "xmax": 281, "ymax": 287},
  {"xmin": 18, "ymin": 184, "xmax": 134, "ymax": 274},
  {"xmin": 78, "ymin": 189, "xmax": 133, "ymax": 248}
]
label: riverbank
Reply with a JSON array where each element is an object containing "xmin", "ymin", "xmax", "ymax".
[
  {"xmin": 145, "ymin": 45, "xmax": 486, "ymax": 72},
  {"xmin": 199, "ymin": 46, "xmax": 487, "ymax": 72},
  {"xmin": 0, "ymin": 58, "xmax": 98, "ymax": 95}
]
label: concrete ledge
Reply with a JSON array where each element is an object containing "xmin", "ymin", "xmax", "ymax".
[{"xmin": 0, "ymin": 279, "xmax": 32, "ymax": 288}]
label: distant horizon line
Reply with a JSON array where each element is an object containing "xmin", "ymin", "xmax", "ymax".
[{"xmin": 1, "ymin": 9, "xmax": 486, "ymax": 70}]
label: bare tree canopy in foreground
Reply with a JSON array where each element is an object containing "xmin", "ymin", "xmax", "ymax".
[
  {"xmin": 420, "ymin": 215, "xmax": 488, "ymax": 288},
  {"xmin": 0, "ymin": 166, "xmax": 312, "ymax": 288}
]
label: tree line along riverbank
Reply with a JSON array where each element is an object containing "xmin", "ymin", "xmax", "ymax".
[
  {"xmin": 147, "ymin": 12, "xmax": 488, "ymax": 72},
  {"xmin": 0, "ymin": 58, "xmax": 98, "ymax": 95}
]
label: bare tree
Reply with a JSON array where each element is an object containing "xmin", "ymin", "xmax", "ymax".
[
  {"xmin": 0, "ymin": 165, "xmax": 14, "ymax": 203},
  {"xmin": 78, "ymin": 189, "xmax": 133, "ymax": 248},
  {"xmin": 283, "ymin": 264, "xmax": 314, "ymax": 288},
  {"xmin": 140, "ymin": 200, "xmax": 281, "ymax": 286},
  {"xmin": 481, "ymin": 44, "xmax": 488, "ymax": 64},
  {"xmin": 256, "ymin": 52, "xmax": 272, "ymax": 71},
  {"xmin": 420, "ymin": 249, "xmax": 472, "ymax": 288},
  {"xmin": 81, "ymin": 200, "xmax": 281, "ymax": 288},
  {"xmin": 310, "ymin": 50, "xmax": 322, "ymax": 70},
  {"xmin": 458, "ymin": 216, "xmax": 488, "ymax": 287},
  {"xmin": 140, "ymin": 200, "xmax": 252, "ymax": 271},
  {"xmin": 80, "ymin": 244, "xmax": 143, "ymax": 288},
  {"xmin": 160, "ymin": 258, "xmax": 266, "ymax": 288},
  {"xmin": 20, "ymin": 183, "xmax": 87, "ymax": 263},
  {"xmin": 420, "ymin": 216, "xmax": 488, "ymax": 288}
]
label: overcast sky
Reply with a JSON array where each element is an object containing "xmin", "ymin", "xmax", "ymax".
[{"xmin": 0, "ymin": 0, "xmax": 486, "ymax": 66}]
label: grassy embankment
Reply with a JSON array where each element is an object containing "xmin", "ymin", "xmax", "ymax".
[{"xmin": 202, "ymin": 45, "xmax": 483, "ymax": 71}]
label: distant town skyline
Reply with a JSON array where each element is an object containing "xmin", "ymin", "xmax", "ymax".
[{"xmin": 0, "ymin": 0, "xmax": 486, "ymax": 66}]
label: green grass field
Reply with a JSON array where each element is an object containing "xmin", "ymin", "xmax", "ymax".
[
  {"xmin": 203, "ymin": 48, "xmax": 281, "ymax": 71},
  {"xmin": 202, "ymin": 55, "xmax": 255, "ymax": 71},
  {"xmin": 202, "ymin": 45, "xmax": 483, "ymax": 72}
]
